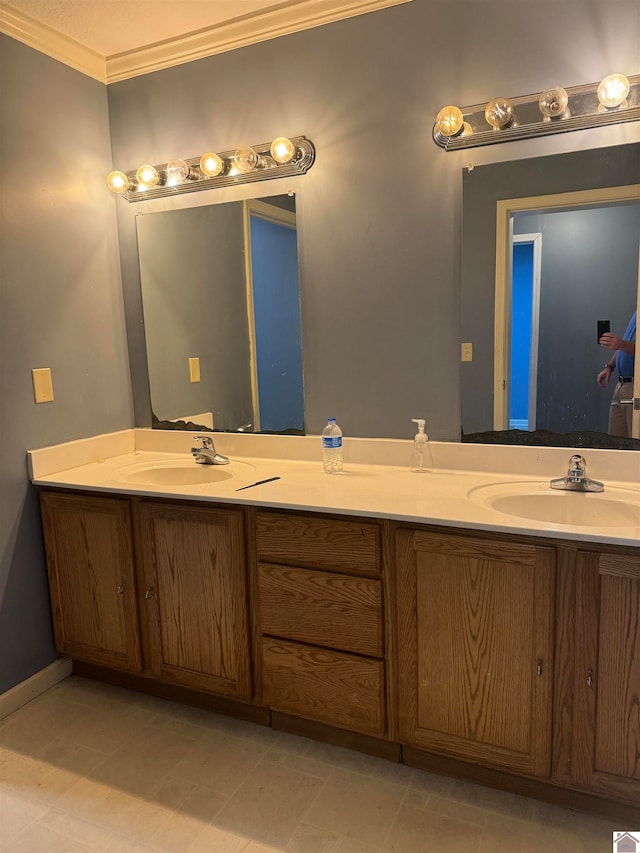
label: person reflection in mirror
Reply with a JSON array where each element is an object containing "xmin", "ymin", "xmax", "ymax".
[{"xmin": 597, "ymin": 311, "xmax": 636, "ymax": 437}]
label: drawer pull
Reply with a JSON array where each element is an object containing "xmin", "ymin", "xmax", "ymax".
[
  {"xmin": 536, "ymin": 658, "xmax": 543, "ymax": 677},
  {"xmin": 587, "ymin": 669, "xmax": 594, "ymax": 687},
  {"xmin": 117, "ymin": 583, "xmax": 126, "ymax": 595},
  {"xmin": 144, "ymin": 587, "xmax": 155, "ymax": 600}
]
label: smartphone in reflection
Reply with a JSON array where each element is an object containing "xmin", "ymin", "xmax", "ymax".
[{"xmin": 597, "ymin": 320, "xmax": 610, "ymax": 343}]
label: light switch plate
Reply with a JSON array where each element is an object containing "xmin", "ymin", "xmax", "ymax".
[
  {"xmin": 189, "ymin": 357, "xmax": 201, "ymax": 383},
  {"xmin": 32, "ymin": 368, "xmax": 54, "ymax": 403},
  {"xmin": 461, "ymin": 342, "xmax": 473, "ymax": 362}
]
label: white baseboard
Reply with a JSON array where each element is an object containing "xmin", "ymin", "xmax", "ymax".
[{"xmin": 0, "ymin": 658, "xmax": 73, "ymax": 721}]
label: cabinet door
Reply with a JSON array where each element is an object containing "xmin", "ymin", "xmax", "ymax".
[
  {"xmin": 140, "ymin": 503, "xmax": 252, "ymax": 700},
  {"xmin": 40, "ymin": 492, "xmax": 142, "ymax": 672},
  {"xmin": 573, "ymin": 551, "xmax": 640, "ymax": 804},
  {"xmin": 396, "ymin": 530, "xmax": 555, "ymax": 778}
]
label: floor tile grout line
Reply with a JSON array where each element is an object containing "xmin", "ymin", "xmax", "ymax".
[
  {"xmin": 275, "ymin": 764, "xmax": 334, "ymax": 852},
  {"xmin": 2, "ymin": 679, "xmax": 624, "ymax": 853},
  {"xmin": 2, "ymin": 798, "xmax": 49, "ymax": 849},
  {"xmin": 375, "ymin": 780, "xmax": 411, "ymax": 851},
  {"xmin": 27, "ymin": 801, "xmax": 174, "ymax": 853}
]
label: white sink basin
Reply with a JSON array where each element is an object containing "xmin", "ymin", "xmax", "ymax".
[
  {"xmin": 118, "ymin": 459, "xmax": 255, "ymax": 487},
  {"xmin": 469, "ymin": 481, "xmax": 640, "ymax": 528}
]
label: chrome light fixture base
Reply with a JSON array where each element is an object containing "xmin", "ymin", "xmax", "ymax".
[
  {"xmin": 433, "ymin": 75, "xmax": 640, "ymax": 151},
  {"xmin": 117, "ymin": 136, "xmax": 315, "ymax": 202}
]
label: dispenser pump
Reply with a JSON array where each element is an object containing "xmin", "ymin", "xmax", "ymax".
[
  {"xmin": 412, "ymin": 419, "xmax": 427, "ymax": 442},
  {"xmin": 410, "ymin": 418, "xmax": 432, "ymax": 473}
]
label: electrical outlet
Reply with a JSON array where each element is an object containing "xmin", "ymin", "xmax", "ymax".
[
  {"xmin": 189, "ymin": 357, "xmax": 201, "ymax": 383},
  {"xmin": 461, "ymin": 343, "xmax": 473, "ymax": 363},
  {"xmin": 32, "ymin": 368, "xmax": 54, "ymax": 403}
]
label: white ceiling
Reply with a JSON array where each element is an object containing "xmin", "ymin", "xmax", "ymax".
[
  {"xmin": 3, "ymin": 0, "xmax": 288, "ymax": 56},
  {"xmin": 0, "ymin": 0, "xmax": 411, "ymax": 82}
]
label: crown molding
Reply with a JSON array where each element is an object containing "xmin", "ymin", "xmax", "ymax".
[
  {"xmin": 0, "ymin": 0, "xmax": 412, "ymax": 85},
  {"xmin": 107, "ymin": 0, "xmax": 412, "ymax": 83},
  {"xmin": 0, "ymin": 1, "xmax": 106, "ymax": 82}
]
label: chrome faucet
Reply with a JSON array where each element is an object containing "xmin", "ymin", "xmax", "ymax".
[
  {"xmin": 550, "ymin": 454, "xmax": 604, "ymax": 492},
  {"xmin": 190, "ymin": 435, "xmax": 230, "ymax": 465}
]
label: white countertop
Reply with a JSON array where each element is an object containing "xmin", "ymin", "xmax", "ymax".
[{"xmin": 28, "ymin": 429, "xmax": 640, "ymax": 547}]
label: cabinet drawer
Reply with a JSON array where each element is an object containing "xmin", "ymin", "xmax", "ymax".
[
  {"xmin": 256, "ymin": 511, "xmax": 380, "ymax": 576},
  {"xmin": 261, "ymin": 638, "xmax": 384, "ymax": 737},
  {"xmin": 258, "ymin": 563, "xmax": 383, "ymax": 656}
]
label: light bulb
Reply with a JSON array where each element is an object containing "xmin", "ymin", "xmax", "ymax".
[
  {"xmin": 136, "ymin": 164, "xmax": 160, "ymax": 187},
  {"xmin": 233, "ymin": 146, "xmax": 262, "ymax": 173},
  {"xmin": 484, "ymin": 96, "xmax": 515, "ymax": 129},
  {"xmin": 270, "ymin": 137, "xmax": 296, "ymax": 164},
  {"xmin": 199, "ymin": 152, "xmax": 224, "ymax": 177},
  {"xmin": 434, "ymin": 106, "xmax": 464, "ymax": 137},
  {"xmin": 106, "ymin": 170, "xmax": 131, "ymax": 193},
  {"xmin": 538, "ymin": 86, "xmax": 569, "ymax": 118},
  {"xmin": 460, "ymin": 121, "xmax": 473, "ymax": 137},
  {"xmin": 597, "ymin": 73, "xmax": 630, "ymax": 108},
  {"xmin": 165, "ymin": 158, "xmax": 191, "ymax": 183}
]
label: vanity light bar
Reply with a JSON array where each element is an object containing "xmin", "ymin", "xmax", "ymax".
[
  {"xmin": 108, "ymin": 136, "xmax": 315, "ymax": 202},
  {"xmin": 433, "ymin": 73, "xmax": 640, "ymax": 151}
]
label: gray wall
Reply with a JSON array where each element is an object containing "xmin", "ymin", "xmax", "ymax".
[
  {"xmin": 514, "ymin": 206, "xmax": 640, "ymax": 435},
  {"xmin": 108, "ymin": 0, "xmax": 640, "ymax": 442},
  {"xmin": 0, "ymin": 36, "xmax": 132, "ymax": 693},
  {"xmin": 137, "ymin": 203, "xmax": 253, "ymax": 428}
]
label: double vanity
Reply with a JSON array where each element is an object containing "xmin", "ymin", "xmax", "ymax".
[{"xmin": 28, "ymin": 429, "xmax": 640, "ymax": 820}]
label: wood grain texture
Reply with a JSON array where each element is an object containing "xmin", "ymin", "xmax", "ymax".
[
  {"xmin": 599, "ymin": 552, "xmax": 640, "ymax": 580},
  {"xmin": 256, "ymin": 511, "xmax": 380, "ymax": 576},
  {"xmin": 596, "ymin": 572, "xmax": 640, "ymax": 778},
  {"xmin": 572, "ymin": 552, "xmax": 600, "ymax": 789},
  {"xmin": 40, "ymin": 492, "xmax": 142, "ymax": 672},
  {"xmin": 410, "ymin": 530, "xmax": 541, "ymax": 566},
  {"xmin": 381, "ymin": 518, "xmax": 398, "ymax": 742},
  {"xmin": 396, "ymin": 529, "xmax": 554, "ymax": 778},
  {"xmin": 573, "ymin": 551, "xmax": 640, "ymax": 804},
  {"xmin": 258, "ymin": 563, "xmax": 382, "ymax": 656},
  {"xmin": 551, "ymin": 546, "xmax": 577, "ymax": 785},
  {"xmin": 245, "ymin": 505, "xmax": 264, "ymax": 706},
  {"xmin": 261, "ymin": 637, "xmax": 384, "ymax": 737},
  {"xmin": 130, "ymin": 498, "xmax": 159, "ymax": 676},
  {"xmin": 140, "ymin": 502, "xmax": 252, "ymax": 699}
]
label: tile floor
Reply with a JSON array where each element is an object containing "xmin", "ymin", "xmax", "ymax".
[{"xmin": 0, "ymin": 676, "xmax": 625, "ymax": 852}]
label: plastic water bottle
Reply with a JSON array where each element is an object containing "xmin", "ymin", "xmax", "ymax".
[{"xmin": 322, "ymin": 418, "xmax": 343, "ymax": 474}]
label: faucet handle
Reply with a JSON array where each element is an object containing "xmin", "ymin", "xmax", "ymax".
[
  {"xmin": 568, "ymin": 454, "xmax": 586, "ymax": 481},
  {"xmin": 193, "ymin": 435, "xmax": 214, "ymax": 449}
]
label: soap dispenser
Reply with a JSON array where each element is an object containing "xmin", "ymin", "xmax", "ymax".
[{"xmin": 410, "ymin": 419, "xmax": 433, "ymax": 473}]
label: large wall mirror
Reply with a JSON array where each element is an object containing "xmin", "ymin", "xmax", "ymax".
[
  {"xmin": 461, "ymin": 142, "xmax": 640, "ymax": 449},
  {"xmin": 136, "ymin": 194, "xmax": 304, "ymax": 434}
]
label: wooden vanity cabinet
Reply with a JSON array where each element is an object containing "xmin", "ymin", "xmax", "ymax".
[
  {"xmin": 137, "ymin": 501, "xmax": 252, "ymax": 700},
  {"xmin": 396, "ymin": 528, "xmax": 556, "ymax": 778},
  {"xmin": 39, "ymin": 489, "xmax": 640, "ymax": 816},
  {"xmin": 40, "ymin": 491, "xmax": 252, "ymax": 701},
  {"xmin": 255, "ymin": 510, "xmax": 387, "ymax": 737},
  {"xmin": 40, "ymin": 491, "xmax": 142, "ymax": 673},
  {"xmin": 572, "ymin": 549, "xmax": 640, "ymax": 804}
]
